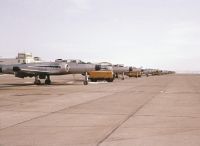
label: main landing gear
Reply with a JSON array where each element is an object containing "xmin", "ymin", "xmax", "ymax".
[
  {"xmin": 34, "ymin": 76, "xmax": 41, "ymax": 85},
  {"xmin": 45, "ymin": 75, "xmax": 51, "ymax": 85},
  {"xmin": 34, "ymin": 75, "xmax": 52, "ymax": 85}
]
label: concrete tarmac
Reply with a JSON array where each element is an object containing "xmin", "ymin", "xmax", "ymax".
[{"xmin": 0, "ymin": 74, "xmax": 200, "ymax": 146}]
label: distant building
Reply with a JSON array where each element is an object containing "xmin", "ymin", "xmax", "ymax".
[{"xmin": 0, "ymin": 53, "xmax": 42, "ymax": 65}]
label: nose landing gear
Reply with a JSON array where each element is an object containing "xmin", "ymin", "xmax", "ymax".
[{"xmin": 83, "ymin": 72, "xmax": 89, "ymax": 85}]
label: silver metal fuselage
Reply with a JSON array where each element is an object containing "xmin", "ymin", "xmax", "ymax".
[
  {"xmin": 0, "ymin": 61, "xmax": 96, "ymax": 78},
  {"xmin": 113, "ymin": 66, "xmax": 129, "ymax": 74}
]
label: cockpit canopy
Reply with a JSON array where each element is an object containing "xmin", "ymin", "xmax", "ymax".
[{"xmin": 55, "ymin": 59, "xmax": 87, "ymax": 64}]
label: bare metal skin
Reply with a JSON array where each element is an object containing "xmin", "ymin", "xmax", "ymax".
[{"xmin": 0, "ymin": 61, "xmax": 96, "ymax": 85}]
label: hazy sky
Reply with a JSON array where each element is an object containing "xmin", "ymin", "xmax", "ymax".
[{"xmin": 0, "ymin": 0, "xmax": 200, "ymax": 72}]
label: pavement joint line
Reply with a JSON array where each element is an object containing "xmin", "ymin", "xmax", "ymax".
[
  {"xmin": 0, "ymin": 98, "xmax": 22, "ymax": 102},
  {"xmin": 104, "ymin": 128, "xmax": 200, "ymax": 143},
  {"xmin": 0, "ymin": 109, "xmax": 129, "ymax": 116},
  {"xmin": 0, "ymin": 78, "xmax": 159, "ymax": 132},
  {"xmin": 97, "ymin": 81, "xmax": 170, "ymax": 146},
  {"xmin": 96, "ymin": 95, "xmax": 160, "ymax": 146},
  {"xmin": 0, "ymin": 92, "xmax": 116, "ymax": 107},
  {"xmin": 0, "ymin": 85, "xmax": 140, "ymax": 132},
  {"xmin": 58, "ymin": 112, "xmax": 129, "ymax": 116},
  {"xmin": 0, "ymin": 109, "xmax": 51, "ymax": 114},
  {"xmin": 0, "ymin": 94, "xmax": 111, "ymax": 131},
  {"xmin": 0, "ymin": 104, "xmax": 17, "ymax": 108},
  {"xmin": 0, "ymin": 84, "xmax": 35, "ymax": 89},
  {"xmin": 21, "ymin": 126, "xmax": 116, "ymax": 128},
  {"xmin": 0, "ymin": 75, "xmax": 176, "ymax": 145},
  {"xmin": 134, "ymin": 114, "xmax": 200, "ymax": 118}
]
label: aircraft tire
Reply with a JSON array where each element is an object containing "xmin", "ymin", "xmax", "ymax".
[
  {"xmin": 83, "ymin": 81, "xmax": 88, "ymax": 85},
  {"xmin": 45, "ymin": 79, "xmax": 51, "ymax": 85},
  {"xmin": 34, "ymin": 80, "xmax": 41, "ymax": 85}
]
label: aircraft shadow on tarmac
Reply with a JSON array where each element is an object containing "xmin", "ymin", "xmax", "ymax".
[{"xmin": 0, "ymin": 80, "xmax": 85, "ymax": 88}]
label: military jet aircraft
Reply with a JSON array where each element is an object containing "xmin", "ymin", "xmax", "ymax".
[
  {"xmin": 95, "ymin": 63, "xmax": 129, "ymax": 80},
  {"xmin": 126, "ymin": 67, "xmax": 142, "ymax": 78},
  {"xmin": 0, "ymin": 59, "xmax": 97, "ymax": 85},
  {"xmin": 142, "ymin": 69, "xmax": 159, "ymax": 76},
  {"xmin": 112, "ymin": 64, "xmax": 129, "ymax": 80},
  {"xmin": 142, "ymin": 69, "xmax": 175, "ymax": 76}
]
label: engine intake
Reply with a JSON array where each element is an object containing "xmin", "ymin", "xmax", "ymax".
[
  {"xmin": 13, "ymin": 66, "xmax": 21, "ymax": 72},
  {"xmin": 0, "ymin": 67, "xmax": 2, "ymax": 73},
  {"xmin": 95, "ymin": 65, "xmax": 101, "ymax": 71}
]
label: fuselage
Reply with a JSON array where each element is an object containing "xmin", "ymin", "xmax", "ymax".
[{"xmin": 0, "ymin": 61, "xmax": 96, "ymax": 78}]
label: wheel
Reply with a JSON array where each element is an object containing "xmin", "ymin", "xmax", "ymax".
[
  {"xmin": 45, "ymin": 79, "xmax": 51, "ymax": 85},
  {"xmin": 34, "ymin": 80, "xmax": 41, "ymax": 85},
  {"xmin": 107, "ymin": 78, "xmax": 114, "ymax": 82},
  {"xmin": 83, "ymin": 81, "xmax": 88, "ymax": 85}
]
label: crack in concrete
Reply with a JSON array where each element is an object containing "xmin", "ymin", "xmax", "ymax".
[{"xmin": 96, "ymin": 79, "xmax": 171, "ymax": 146}]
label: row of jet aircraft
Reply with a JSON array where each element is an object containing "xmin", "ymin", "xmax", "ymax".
[{"xmin": 0, "ymin": 59, "xmax": 175, "ymax": 85}]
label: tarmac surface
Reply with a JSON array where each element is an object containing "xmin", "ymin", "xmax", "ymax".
[{"xmin": 0, "ymin": 74, "xmax": 200, "ymax": 146}]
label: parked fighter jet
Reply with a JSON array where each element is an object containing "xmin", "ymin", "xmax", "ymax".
[
  {"xmin": 160, "ymin": 70, "xmax": 176, "ymax": 75},
  {"xmin": 0, "ymin": 59, "xmax": 97, "ymax": 85},
  {"xmin": 95, "ymin": 63, "xmax": 129, "ymax": 80},
  {"xmin": 126, "ymin": 67, "xmax": 142, "ymax": 78},
  {"xmin": 142, "ymin": 69, "xmax": 159, "ymax": 76},
  {"xmin": 142, "ymin": 69, "xmax": 175, "ymax": 76},
  {"xmin": 112, "ymin": 64, "xmax": 129, "ymax": 80}
]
